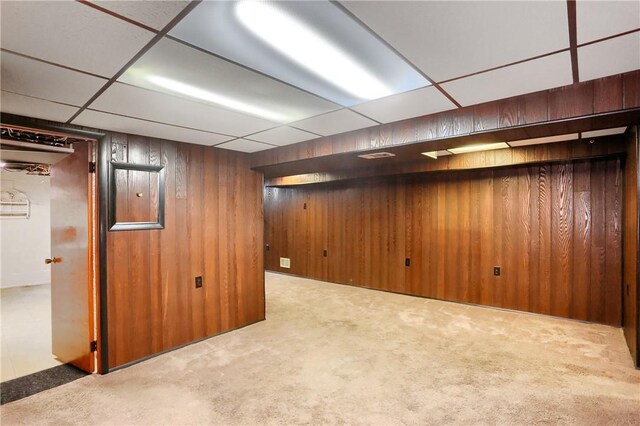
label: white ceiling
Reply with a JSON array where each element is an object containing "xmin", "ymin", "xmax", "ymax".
[{"xmin": 0, "ymin": 1, "xmax": 638, "ymax": 153}]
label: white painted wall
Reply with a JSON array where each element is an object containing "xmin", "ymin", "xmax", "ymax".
[{"xmin": 0, "ymin": 170, "xmax": 51, "ymax": 288}]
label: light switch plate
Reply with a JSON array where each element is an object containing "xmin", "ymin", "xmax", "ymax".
[{"xmin": 280, "ymin": 257, "xmax": 291, "ymax": 268}]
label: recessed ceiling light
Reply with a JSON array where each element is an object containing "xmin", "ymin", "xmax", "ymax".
[
  {"xmin": 357, "ymin": 152, "xmax": 396, "ymax": 159},
  {"xmin": 235, "ymin": 1, "xmax": 392, "ymax": 101},
  {"xmin": 448, "ymin": 142, "xmax": 509, "ymax": 154},
  {"xmin": 421, "ymin": 151, "xmax": 438, "ymax": 159},
  {"xmin": 145, "ymin": 74, "xmax": 287, "ymax": 122},
  {"xmin": 508, "ymin": 133, "xmax": 578, "ymax": 147}
]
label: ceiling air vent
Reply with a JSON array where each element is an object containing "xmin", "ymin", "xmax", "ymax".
[{"xmin": 357, "ymin": 152, "xmax": 396, "ymax": 160}]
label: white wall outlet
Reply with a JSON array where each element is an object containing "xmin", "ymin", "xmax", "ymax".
[{"xmin": 279, "ymin": 257, "xmax": 290, "ymax": 268}]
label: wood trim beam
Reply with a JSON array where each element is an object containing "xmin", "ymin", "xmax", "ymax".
[
  {"xmin": 252, "ymin": 71, "xmax": 640, "ymax": 176},
  {"xmin": 567, "ymin": 0, "xmax": 579, "ymax": 83},
  {"xmin": 265, "ymin": 136, "xmax": 626, "ymax": 187}
]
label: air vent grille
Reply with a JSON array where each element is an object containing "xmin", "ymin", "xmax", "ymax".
[{"xmin": 357, "ymin": 152, "xmax": 396, "ymax": 160}]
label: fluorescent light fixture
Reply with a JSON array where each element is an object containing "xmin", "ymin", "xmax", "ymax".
[
  {"xmin": 357, "ymin": 152, "xmax": 396, "ymax": 159},
  {"xmin": 235, "ymin": 1, "xmax": 392, "ymax": 100},
  {"xmin": 581, "ymin": 127, "xmax": 627, "ymax": 139},
  {"xmin": 508, "ymin": 133, "xmax": 578, "ymax": 147},
  {"xmin": 421, "ymin": 151, "xmax": 438, "ymax": 159},
  {"xmin": 146, "ymin": 74, "xmax": 287, "ymax": 122},
  {"xmin": 448, "ymin": 142, "xmax": 509, "ymax": 155}
]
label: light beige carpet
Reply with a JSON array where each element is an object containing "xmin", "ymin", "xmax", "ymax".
[{"xmin": 2, "ymin": 272, "xmax": 639, "ymax": 425}]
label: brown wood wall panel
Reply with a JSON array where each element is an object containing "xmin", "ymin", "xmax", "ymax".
[
  {"xmin": 265, "ymin": 158, "xmax": 623, "ymax": 326},
  {"xmin": 623, "ymin": 125, "xmax": 639, "ymax": 367},
  {"xmin": 106, "ymin": 134, "xmax": 264, "ymax": 369}
]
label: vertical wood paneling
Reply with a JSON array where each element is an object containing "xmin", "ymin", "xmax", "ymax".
[
  {"xmin": 264, "ymin": 158, "xmax": 622, "ymax": 326},
  {"xmin": 107, "ymin": 136, "xmax": 263, "ymax": 369}
]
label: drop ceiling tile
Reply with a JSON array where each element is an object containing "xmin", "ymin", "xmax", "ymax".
[
  {"xmin": 441, "ymin": 52, "xmax": 573, "ymax": 107},
  {"xmin": 351, "ymin": 86, "xmax": 457, "ymax": 124},
  {"xmin": 291, "ymin": 110, "xmax": 377, "ymax": 137},
  {"xmin": 508, "ymin": 133, "xmax": 579, "ymax": 147},
  {"xmin": 72, "ymin": 110, "xmax": 232, "ymax": 146},
  {"xmin": 90, "ymin": 82, "xmax": 278, "ymax": 136},
  {"xmin": 1, "ymin": 52, "xmax": 107, "ymax": 107},
  {"xmin": 342, "ymin": 1, "xmax": 568, "ymax": 82},
  {"xmin": 577, "ymin": 0, "xmax": 640, "ymax": 44},
  {"xmin": 215, "ymin": 139, "xmax": 275, "ymax": 153},
  {"xmin": 0, "ymin": 1, "xmax": 154, "ymax": 77},
  {"xmin": 92, "ymin": 1, "xmax": 191, "ymax": 30},
  {"xmin": 0, "ymin": 91, "xmax": 78, "ymax": 123},
  {"xmin": 247, "ymin": 127, "xmax": 319, "ymax": 146},
  {"xmin": 578, "ymin": 32, "xmax": 640, "ymax": 82},
  {"xmin": 119, "ymin": 38, "xmax": 339, "ymax": 123}
]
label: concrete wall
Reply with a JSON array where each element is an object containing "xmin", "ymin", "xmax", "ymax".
[{"xmin": 0, "ymin": 170, "xmax": 50, "ymax": 288}]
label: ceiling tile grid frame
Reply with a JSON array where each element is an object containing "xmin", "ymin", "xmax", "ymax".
[
  {"xmin": 0, "ymin": 0, "xmax": 155, "ymax": 78},
  {"xmin": 0, "ymin": 91, "xmax": 80, "ymax": 124},
  {"xmin": 215, "ymin": 138, "xmax": 276, "ymax": 153},
  {"xmin": 73, "ymin": 109, "xmax": 234, "ymax": 146},
  {"xmin": 86, "ymin": 82, "xmax": 279, "ymax": 137},
  {"xmin": 351, "ymin": 86, "xmax": 458, "ymax": 124},
  {"xmin": 245, "ymin": 126, "xmax": 320, "ymax": 146},
  {"xmin": 578, "ymin": 32, "xmax": 640, "ymax": 82},
  {"xmin": 0, "ymin": 51, "xmax": 108, "ymax": 108},
  {"xmin": 576, "ymin": 0, "xmax": 640, "ymax": 45},
  {"xmin": 91, "ymin": 0, "xmax": 192, "ymax": 31},
  {"xmin": 441, "ymin": 52, "xmax": 573, "ymax": 107},
  {"xmin": 291, "ymin": 109, "xmax": 379, "ymax": 136},
  {"xmin": 341, "ymin": 1, "xmax": 570, "ymax": 83}
]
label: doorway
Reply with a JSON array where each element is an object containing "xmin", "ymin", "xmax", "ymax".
[{"xmin": 0, "ymin": 125, "xmax": 99, "ymax": 384}]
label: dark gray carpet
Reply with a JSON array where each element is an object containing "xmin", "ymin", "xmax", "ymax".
[{"xmin": 0, "ymin": 364, "xmax": 87, "ymax": 404}]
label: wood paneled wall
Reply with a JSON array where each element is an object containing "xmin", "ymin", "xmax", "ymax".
[
  {"xmin": 623, "ymin": 125, "xmax": 639, "ymax": 366},
  {"xmin": 265, "ymin": 157, "xmax": 623, "ymax": 326},
  {"xmin": 105, "ymin": 133, "xmax": 264, "ymax": 368}
]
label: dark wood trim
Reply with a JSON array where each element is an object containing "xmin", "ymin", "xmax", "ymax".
[
  {"xmin": 76, "ymin": 0, "xmax": 158, "ymax": 34},
  {"xmin": 567, "ymin": 0, "xmax": 579, "ymax": 83},
  {"xmin": 265, "ymin": 137, "xmax": 626, "ymax": 186},
  {"xmin": 66, "ymin": 0, "xmax": 202, "ymax": 124},
  {"xmin": 98, "ymin": 134, "xmax": 110, "ymax": 374}
]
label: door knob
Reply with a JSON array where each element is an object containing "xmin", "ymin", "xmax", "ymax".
[{"xmin": 45, "ymin": 257, "xmax": 61, "ymax": 264}]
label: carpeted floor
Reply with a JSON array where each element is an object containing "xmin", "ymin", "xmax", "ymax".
[{"xmin": 1, "ymin": 272, "xmax": 639, "ymax": 425}]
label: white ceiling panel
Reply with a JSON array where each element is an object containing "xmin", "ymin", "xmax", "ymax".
[
  {"xmin": 1, "ymin": 52, "xmax": 107, "ymax": 107},
  {"xmin": 119, "ymin": 38, "xmax": 339, "ymax": 123},
  {"xmin": 578, "ymin": 32, "xmax": 640, "ymax": 82},
  {"xmin": 508, "ymin": 133, "xmax": 579, "ymax": 147},
  {"xmin": 342, "ymin": 1, "xmax": 569, "ymax": 82},
  {"xmin": 89, "ymin": 82, "xmax": 278, "ymax": 136},
  {"xmin": 0, "ymin": 1, "xmax": 154, "ymax": 77},
  {"xmin": 215, "ymin": 139, "xmax": 275, "ymax": 153},
  {"xmin": 247, "ymin": 127, "xmax": 319, "ymax": 146},
  {"xmin": 92, "ymin": 1, "xmax": 191, "ymax": 30},
  {"xmin": 351, "ymin": 86, "xmax": 457, "ymax": 124},
  {"xmin": 291, "ymin": 109, "xmax": 378, "ymax": 136},
  {"xmin": 0, "ymin": 91, "xmax": 78, "ymax": 123},
  {"xmin": 72, "ymin": 110, "xmax": 233, "ymax": 146},
  {"xmin": 577, "ymin": 1, "xmax": 640, "ymax": 44},
  {"xmin": 441, "ymin": 52, "xmax": 573, "ymax": 107}
]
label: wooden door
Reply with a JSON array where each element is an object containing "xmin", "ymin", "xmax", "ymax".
[{"xmin": 50, "ymin": 141, "xmax": 95, "ymax": 373}]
